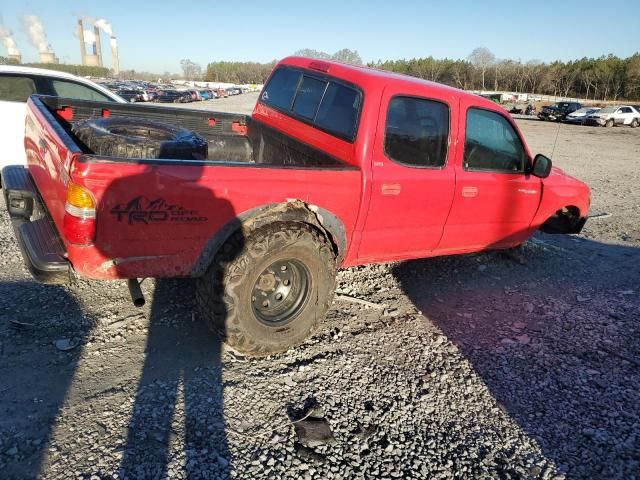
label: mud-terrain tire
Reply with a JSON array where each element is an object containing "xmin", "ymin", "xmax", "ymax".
[
  {"xmin": 605, "ymin": 119, "xmax": 614, "ymax": 128},
  {"xmin": 71, "ymin": 117, "xmax": 208, "ymax": 160},
  {"xmin": 196, "ymin": 222, "xmax": 337, "ymax": 356}
]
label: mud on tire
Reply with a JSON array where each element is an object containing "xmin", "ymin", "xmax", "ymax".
[
  {"xmin": 71, "ymin": 117, "xmax": 208, "ymax": 160},
  {"xmin": 196, "ymin": 222, "xmax": 337, "ymax": 356}
]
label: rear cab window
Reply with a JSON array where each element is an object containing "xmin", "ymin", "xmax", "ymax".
[{"xmin": 260, "ymin": 66, "xmax": 362, "ymax": 142}]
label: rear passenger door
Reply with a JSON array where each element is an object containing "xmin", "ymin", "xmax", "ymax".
[
  {"xmin": 358, "ymin": 87, "xmax": 457, "ymax": 261},
  {"xmin": 437, "ymin": 98, "xmax": 541, "ymax": 252}
]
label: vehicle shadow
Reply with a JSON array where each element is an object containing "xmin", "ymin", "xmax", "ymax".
[
  {"xmin": 119, "ymin": 278, "xmax": 232, "ymax": 479},
  {"xmin": 100, "ymin": 164, "xmax": 243, "ymax": 479},
  {"xmin": 0, "ymin": 281, "xmax": 93, "ymax": 479},
  {"xmin": 392, "ymin": 234, "xmax": 640, "ymax": 478}
]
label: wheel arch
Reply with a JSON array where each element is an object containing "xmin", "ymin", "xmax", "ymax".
[
  {"xmin": 539, "ymin": 205, "xmax": 586, "ymax": 234},
  {"xmin": 191, "ymin": 200, "xmax": 347, "ymax": 277}
]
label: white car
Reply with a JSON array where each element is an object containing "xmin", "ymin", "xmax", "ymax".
[
  {"xmin": 0, "ymin": 66, "xmax": 125, "ymax": 172},
  {"xmin": 563, "ymin": 107, "xmax": 601, "ymax": 124},
  {"xmin": 584, "ymin": 105, "xmax": 640, "ymax": 128}
]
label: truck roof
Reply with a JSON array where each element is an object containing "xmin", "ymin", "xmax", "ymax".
[{"xmin": 279, "ymin": 56, "xmax": 498, "ymax": 111}]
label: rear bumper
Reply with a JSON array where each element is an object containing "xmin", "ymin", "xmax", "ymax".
[{"xmin": 2, "ymin": 166, "xmax": 69, "ymax": 284}]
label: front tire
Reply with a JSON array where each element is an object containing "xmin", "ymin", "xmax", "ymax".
[
  {"xmin": 631, "ymin": 119, "xmax": 639, "ymax": 128},
  {"xmin": 605, "ymin": 119, "xmax": 614, "ymax": 128},
  {"xmin": 196, "ymin": 222, "xmax": 337, "ymax": 356}
]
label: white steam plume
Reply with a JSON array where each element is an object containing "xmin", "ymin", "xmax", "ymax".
[
  {"xmin": 22, "ymin": 15, "xmax": 53, "ymax": 53},
  {"xmin": 0, "ymin": 25, "xmax": 20, "ymax": 56},
  {"xmin": 83, "ymin": 29, "xmax": 96, "ymax": 44},
  {"xmin": 94, "ymin": 18, "xmax": 113, "ymax": 36}
]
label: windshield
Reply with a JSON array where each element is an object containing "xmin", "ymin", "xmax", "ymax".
[{"xmin": 599, "ymin": 106, "xmax": 618, "ymax": 114}]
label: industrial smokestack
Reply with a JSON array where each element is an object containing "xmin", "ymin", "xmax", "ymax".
[
  {"xmin": 22, "ymin": 15, "xmax": 57, "ymax": 63},
  {"xmin": 0, "ymin": 24, "xmax": 21, "ymax": 62},
  {"xmin": 110, "ymin": 36, "xmax": 119, "ymax": 75},
  {"xmin": 77, "ymin": 19, "xmax": 86, "ymax": 65},
  {"xmin": 93, "ymin": 25, "xmax": 103, "ymax": 66},
  {"xmin": 78, "ymin": 25, "xmax": 99, "ymax": 66}
]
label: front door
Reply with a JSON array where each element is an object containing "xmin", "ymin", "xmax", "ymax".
[{"xmin": 437, "ymin": 100, "xmax": 541, "ymax": 252}]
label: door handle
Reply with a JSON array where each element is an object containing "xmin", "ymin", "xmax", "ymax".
[
  {"xmin": 461, "ymin": 186, "xmax": 478, "ymax": 198},
  {"xmin": 381, "ymin": 184, "xmax": 401, "ymax": 195}
]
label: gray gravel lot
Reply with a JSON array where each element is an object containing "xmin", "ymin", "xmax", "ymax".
[{"xmin": 1, "ymin": 93, "xmax": 639, "ymax": 479}]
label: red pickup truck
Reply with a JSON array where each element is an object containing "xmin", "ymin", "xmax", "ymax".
[{"xmin": 2, "ymin": 57, "xmax": 590, "ymax": 355}]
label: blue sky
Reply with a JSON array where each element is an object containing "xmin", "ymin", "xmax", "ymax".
[{"xmin": 1, "ymin": 0, "xmax": 639, "ymax": 73}]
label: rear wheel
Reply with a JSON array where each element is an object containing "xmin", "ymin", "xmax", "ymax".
[
  {"xmin": 196, "ymin": 222, "xmax": 337, "ymax": 356},
  {"xmin": 631, "ymin": 119, "xmax": 639, "ymax": 128}
]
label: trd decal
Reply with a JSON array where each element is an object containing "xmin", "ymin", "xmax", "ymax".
[{"xmin": 111, "ymin": 196, "xmax": 207, "ymax": 224}]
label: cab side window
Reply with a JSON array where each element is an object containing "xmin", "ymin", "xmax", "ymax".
[
  {"xmin": 50, "ymin": 79, "xmax": 113, "ymax": 102},
  {"xmin": 384, "ymin": 96, "xmax": 449, "ymax": 168},
  {"xmin": 464, "ymin": 108, "xmax": 526, "ymax": 173},
  {"xmin": 0, "ymin": 75, "xmax": 37, "ymax": 102}
]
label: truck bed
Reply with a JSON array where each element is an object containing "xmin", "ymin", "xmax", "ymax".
[
  {"xmin": 22, "ymin": 96, "xmax": 362, "ymax": 280},
  {"xmin": 38, "ymin": 96, "xmax": 351, "ymax": 167}
]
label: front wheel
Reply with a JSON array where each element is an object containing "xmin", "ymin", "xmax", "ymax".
[
  {"xmin": 196, "ymin": 222, "xmax": 337, "ymax": 356},
  {"xmin": 631, "ymin": 119, "xmax": 639, "ymax": 128},
  {"xmin": 605, "ymin": 119, "xmax": 614, "ymax": 128}
]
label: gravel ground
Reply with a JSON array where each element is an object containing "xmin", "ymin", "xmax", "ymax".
[{"xmin": 1, "ymin": 94, "xmax": 639, "ymax": 479}]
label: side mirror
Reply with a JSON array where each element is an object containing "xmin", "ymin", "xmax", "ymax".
[{"xmin": 531, "ymin": 154, "xmax": 552, "ymax": 178}]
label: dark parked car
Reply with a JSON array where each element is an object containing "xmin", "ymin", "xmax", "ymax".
[
  {"xmin": 156, "ymin": 90, "xmax": 190, "ymax": 103},
  {"xmin": 116, "ymin": 89, "xmax": 145, "ymax": 103},
  {"xmin": 538, "ymin": 102, "xmax": 583, "ymax": 121}
]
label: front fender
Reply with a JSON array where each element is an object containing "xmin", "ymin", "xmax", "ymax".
[{"xmin": 531, "ymin": 169, "xmax": 590, "ymax": 230}]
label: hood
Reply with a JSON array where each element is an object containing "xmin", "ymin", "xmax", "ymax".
[{"xmin": 550, "ymin": 166, "xmax": 586, "ymax": 186}]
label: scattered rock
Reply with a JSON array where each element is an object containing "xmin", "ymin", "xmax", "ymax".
[
  {"xmin": 54, "ymin": 339, "xmax": 76, "ymax": 351},
  {"xmin": 293, "ymin": 418, "xmax": 336, "ymax": 448}
]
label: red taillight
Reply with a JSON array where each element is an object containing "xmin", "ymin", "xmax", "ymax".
[
  {"xmin": 102, "ymin": 109, "xmax": 110, "ymax": 118},
  {"xmin": 63, "ymin": 215, "xmax": 96, "ymax": 245},
  {"xmin": 208, "ymin": 118, "xmax": 216, "ymax": 127},
  {"xmin": 63, "ymin": 182, "xmax": 96, "ymax": 245}
]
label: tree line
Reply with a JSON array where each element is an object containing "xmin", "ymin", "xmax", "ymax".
[
  {"xmin": 370, "ymin": 49, "xmax": 640, "ymax": 101},
  {"xmin": 6, "ymin": 48, "xmax": 639, "ymax": 101},
  {"xmin": 197, "ymin": 48, "xmax": 639, "ymax": 101}
]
